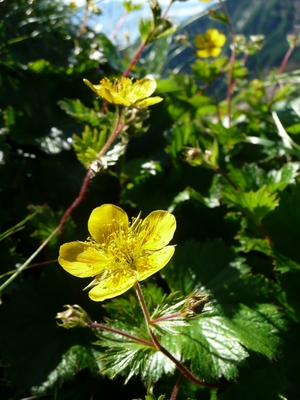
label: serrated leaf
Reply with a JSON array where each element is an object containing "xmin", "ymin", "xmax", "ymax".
[
  {"xmin": 207, "ymin": 122, "xmax": 245, "ymax": 151},
  {"xmin": 223, "ymin": 187, "xmax": 279, "ymax": 224},
  {"xmin": 58, "ymin": 99, "xmax": 103, "ymax": 128},
  {"xmin": 270, "ymin": 84, "xmax": 294, "ymax": 105},
  {"xmin": 72, "ymin": 125, "xmax": 109, "ymax": 168},
  {"xmin": 150, "ymin": 291, "xmax": 189, "ymax": 334},
  {"xmin": 227, "ymin": 163, "xmax": 300, "ymax": 193},
  {"xmin": 30, "ymin": 205, "xmax": 75, "ymax": 247},
  {"xmin": 169, "ymin": 184, "xmax": 220, "ymax": 213},
  {"xmin": 264, "ymin": 185, "xmax": 300, "ymax": 264},
  {"xmin": 95, "ymin": 291, "xmax": 179, "ymax": 383},
  {"xmin": 218, "ymin": 353, "xmax": 290, "ymax": 400},
  {"xmin": 31, "ymin": 345, "xmax": 102, "ymax": 396},
  {"xmin": 123, "ymin": 0, "xmax": 143, "ymax": 13},
  {"xmin": 139, "ymin": 18, "xmax": 153, "ymax": 43},
  {"xmin": 162, "ymin": 240, "xmax": 285, "ymax": 380},
  {"xmin": 274, "ymin": 252, "xmax": 300, "ymax": 273},
  {"xmin": 191, "ymin": 58, "xmax": 227, "ymax": 83}
]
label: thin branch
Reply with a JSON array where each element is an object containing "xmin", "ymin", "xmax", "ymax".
[
  {"xmin": 134, "ymin": 283, "xmax": 221, "ymax": 389},
  {"xmin": 123, "ymin": 0, "xmax": 173, "ymax": 78},
  {"xmin": 170, "ymin": 373, "xmax": 184, "ymax": 400},
  {"xmin": 0, "ymin": 107, "xmax": 125, "ymax": 292},
  {"xmin": 89, "ymin": 321, "xmax": 155, "ymax": 348}
]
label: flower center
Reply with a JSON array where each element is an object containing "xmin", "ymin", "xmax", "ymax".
[{"xmin": 99, "ymin": 218, "xmax": 146, "ymax": 272}]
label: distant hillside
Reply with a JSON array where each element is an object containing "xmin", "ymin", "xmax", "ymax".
[{"xmin": 165, "ymin": 0, "xmax": 300, "ymax": 75}]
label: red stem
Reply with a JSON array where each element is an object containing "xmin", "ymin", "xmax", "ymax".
[
  {"xmin": 89, "ymin": 321, "xmax": 155, "ymax": 348},
  {"xmin": 123, "ymin": 0, "xmax": 173, "ymax": 78},
  {"xmin": 59, "ymin": 169, "xmax": 93, "ymax": 231},
  {"xmin": 110, "ymin": 12, "xmax": 129, "ymax": 41},
  {"xmin": 135, "ymin": 283, "xmax": 221, "ymax": 389},
  {"xmin": 170, "ymin": 373, "xmax": 184, "ymax": 400},
  {"xmin": 278, "ymin": 45, "xmax": 295, "ymax": 74}
]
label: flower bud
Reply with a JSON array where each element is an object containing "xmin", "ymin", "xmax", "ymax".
[
  {"xmin": 56, "ymin": 304, "xmax": 91, "ymax": 328},
  {"xmin": 180, "ymin": 290, "xmax": 210, "ymax": 319}
]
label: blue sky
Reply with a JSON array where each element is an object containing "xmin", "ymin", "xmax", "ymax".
[{"xmin": 67, "ymin": 0, "xmax": 214, "ymax": 44}]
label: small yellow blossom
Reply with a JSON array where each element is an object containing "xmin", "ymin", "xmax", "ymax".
[
  {"xmin": 194, "ymin": 29, "xmax": 226, "ymax": 58},
  {"xmin": 58, "ymin": 204, "xmax": 176, "ymax": 301},
  {"xmin": 83, "ymin": 77, "xmax": 163, "ymax": 107},
  {"xmin": 199, "ymin": 0, "xmax": 213, "ymax": 2}
]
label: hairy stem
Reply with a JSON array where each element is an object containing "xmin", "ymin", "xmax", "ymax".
[
  {"xmin": 134, "ymin": 283, "xmax": 221, "ymax": 389},
  {"xmin": 123, "ymin": 0, "xmax": 173, "ymax": 78},
  {"xmin": 89, "ymin": 321, "xmax": 155, "ymax": 348},
  {"xmin": 150, "ymin": 312, "xmax": 182, "ymax": 324},
  {"xmin": 0, "ymin": 108, "xmax": 125, "ymax": 292},
  {"xmin": 170, "ymin": 373, "xmax": 184, "ymax": 400}
]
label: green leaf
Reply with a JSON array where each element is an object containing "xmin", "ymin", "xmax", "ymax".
[
  {"xmin": 227, "ymin": 163, "xmax": 299, "ymax": 193},
  {"xmin": 123, "ymin": 0, "xmax": 143, "ymax": 13},
  {"xmin": 286, "ymin": 122, "xmax": 300, "ymax": 134},
  {"xmin": 30, "ymin": 205, "xmax": 75, "ymax": 247},
  {"xmin": 72, "ymin": 125, "xmax": 109, "ymax": 169},
  {"xmin": 223, "ymin": 187, "xmax": 279, "ymax": 224},
  {"xmin": 207, "ymin": 122, "xmax": 245, "ymax": 151},
  {"xmin": 264, "ymin": 185, "xmax": 300, "ymax": 264},
  {"xmin": 270, "ymin": 84, "xmax": 295, "ymax": 105},
  {"xmin": 150, "ymin": 290, "xmax": 190, "ymax": 334},
  {"xmin": 218, "ymin": 353, "xmax": 290, "ymax": 400},
  {"xmin": 58, "ymin": 99, "xmax": 103, "ymax": 128},
  {"xmin": 96, "ymin": 292, "xmax": 177, "ymax": 383},
  {"xmin": 169, "ymin": 185, "xmax": 220, "ymax": 212},
  {"xmin": 208, "ymin": 9, "xmax": 230, "ymax": 25},
  {"xmin": 139, "ymin": 18, "xmax": 153, "ymax": 43},
  {"xmin": 163, "ymin": 240, "xmax": 284, "ymax": 380},
  {"xmin": 274, "ymin": 252, "xmax": 300, "ymax": 273},
  {"xmin": 191, "ymin": 58, "xmax": 227, "ymax": 83},
  {"xmin": 31, "ymin": 345, "xmax": 102, "ymax": 396}
]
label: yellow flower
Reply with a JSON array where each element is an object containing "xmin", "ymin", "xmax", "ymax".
[
  {"xmin": 58, "ymin": 204, "xmax": 176, "ymax": 301},
  {"xmin": 194, "ymin": 29, "xmax": 226, "ymax": 58},
  {"xmin": 83, "ymin": 77, "xmax": 163, "ymax": 107}
]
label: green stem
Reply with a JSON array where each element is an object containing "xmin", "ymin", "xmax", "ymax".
[
  {"xmin": 0, "ymin": 259, "xmax": 57, "ymax": 280},
  {"xmin": 0, "ymin": 226, "xmax": 60, "ymax": 293}
]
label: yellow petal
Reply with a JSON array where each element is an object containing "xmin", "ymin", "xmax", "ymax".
[
  {"xmin": 97, "ymin": 86, "xmax": 115, "ymax": 103},
  {"xmin": 140, "ymin": 211, "xmax": 176, "ymax": 251},
  {"xmin": 88, "ymin": 269, "xmax": 137, "ymax": 301},
  {"xmin": 134, "ymin": 96, "xmax": 163, "ymax": 107},
  {"xmin": 58, "ymin": 241, "xmax": 110, "ymax": 277},
  {"xmin": 137, "ymin": 246, "xmax": 175, "ymax": 281},
  {"xmin": 194, "ymin": 34, "xmax": 206, "ymax": 48},
  {"xmin": 88, "ymin": 204, "xmax": 129, "ymax": 244},
  {"xmin": 208, "ymin": 29, "xmax": 226, "ymax": 47},
  {"xmin": 131, "ymin": 78, "xmax": 157, "ymax": 101},
  {"xmin": 210, "ymin": 47, "xmax": 222, "ymax": 57},
  {"xmin": 83, "ymin": 78, "xmax": 99, "ymax": 95}
]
